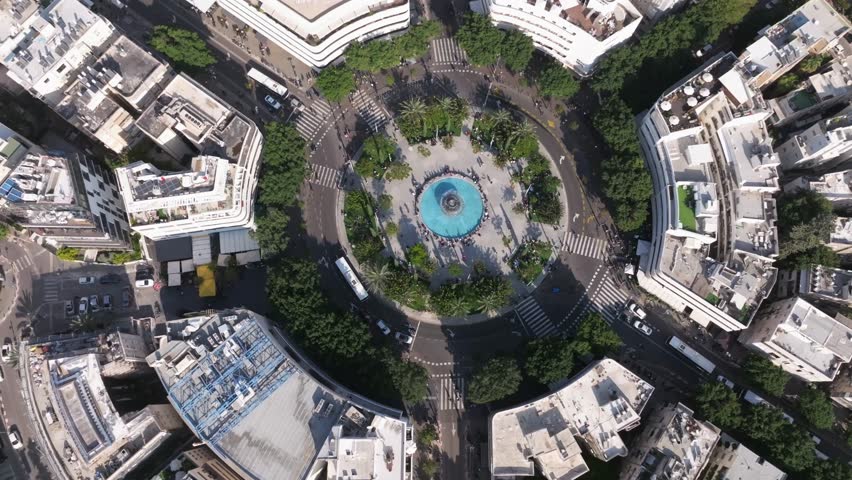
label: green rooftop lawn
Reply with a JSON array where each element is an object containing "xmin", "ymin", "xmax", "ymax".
[{"xmin": 677, "ymin": 185, "xmax": 697, "ymax": 232}]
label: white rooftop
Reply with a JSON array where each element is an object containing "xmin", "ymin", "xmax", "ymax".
[
  {"xmin": 491, "ymin": 359, "xmax": 654, "ymax": 480},
  {"xmin": 772, "ymin": 297, "xmax": 852, "ymax": 377},
  {"xmin": 710, "ymin": 433, "xmax": 787, "ymax": 480}
]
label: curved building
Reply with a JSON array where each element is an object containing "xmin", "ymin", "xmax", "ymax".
[
  {"xmin": 146, "ymin": 309, "xmax": 414, "ymax": 480},
  {"xmin": 185, "ymin": 0, "xmax": 411, "ymax": 68},
  {"xmin": 471, "ymin": 0, "xmax": 642, "ymax": 76}
]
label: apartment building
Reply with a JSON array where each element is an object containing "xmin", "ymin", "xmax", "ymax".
[
  {"xmin": 629, "ymin": 0, "xmax": 686, "ymax": 21},
  {"xmin": 0, "ymin": 0, "xmax": 170, "ymax": 153},
  {"xmin": 184, "ymin": 0, "xmax": 410, "ymax": 68},
  {"xmin": 121, "ymin": 73, "xmax": 263, "ymax": 242},
  {"xmin": 472, "ymin": 0, "xmax": 643, "ymax": 76},
  {"xmin": 619, "ymin": 403, "xmax": 720, "ymax": 480},
  {"xmin": 637, "ymin": 53, "xmax": 780, "ymax": 332},
  {"xmin": 738, "ymin": 0, "xmax": 850, "ymax": 90},
  {"xmin": 799, "ymin": 264, "xmax": 852, "ymax": 306},
  {"xmin": 784, "ymin": 168, "xmax": 852, "ymax": 206},
  {"xmin": 702, "ymin": 433, "xmax": 787, "ymax": 480},
  {"xmin": 490, "ymin": 359, "xmax": 654, "ymax": 480},
  {"xmin": 829, "ymin": 217, "xmax": 852, "ymax": 254},
  {"xmin": 776, "ymin": 107, "xmax": 852, "ymax": 171},
  {"xmin": 0, "ymin": 122, "xmax": 131, "ymax": 249},
  {"xmin": 739, "ymin": 296, "xmax": 852, "ymax": 382},
  {"xmin": 146, "ymin": 309, "xmax": 414, "ymax": 480}
]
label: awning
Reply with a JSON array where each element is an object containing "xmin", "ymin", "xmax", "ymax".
[
  {"xmin": 168, "ymin": 273, "xmax": 182, "ymax": 286},
  {"xmin": 219, "ymin": 228, "xmax": 261, "ymax": 254}
]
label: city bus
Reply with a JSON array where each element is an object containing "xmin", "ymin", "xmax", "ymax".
[
  {"xmin": 247, "ymin": 67, "xmax": 288, "ymax": 97},
  {"xmin": 668, "ymin": 336, "xmax": 716, "ymax": 373},
  {"xmin": 335, "ymin": 257, "xmax": 368, "ymax": 301}
]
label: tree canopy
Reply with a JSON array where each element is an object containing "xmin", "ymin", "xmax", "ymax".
[
  {"xmin": 798, "ymin": 387, "xmax": 835, "ymax": 430},
  {"xmin": 345, "ymin": 21, "xmax": 441, "ymax": 72},
  {"xmin": 525, "ymin": 337, "xmax": 576, "ymax": 384},
  {"xmin": 468, "ymin": 356, "xmax": 522, "ymax": 404},
  {"xmin": 574, "ymin": 313, "xmax": 622, "ymax": 357},
  {"xmin": 533, "ymin": 59, "xmax": 580, "ymax": 99},
  {"xmin": 386, "ymin": 358, "xmax": 429, "ymax": 403},
  {"xmin": 149, "ymin": 26, "xmax": 216, "ymax": 71},
  {"xmin": 501, "ymin": 29, "xmax": 535, "ymax": 72},
  {"xmin": 456, "ymin": 13, "xmax": 505, "ymax": 66},
  {"xmin": 777, "ymin": 190, "xmax": 838, "ymax": 268},
  {"xmin": 743, "ymin": 354, "xmax": 790, "ymax": 397},
  {"xmin": 316, "ymin": 64, "xmax": 356, "ymax": 102},
  {"xmin": 355, "ymin": 134, "xmax": 399, "ymax": 179},
  {"xmin": 694, "ymin": 381, "xmax": 742, "ymax": 430}
]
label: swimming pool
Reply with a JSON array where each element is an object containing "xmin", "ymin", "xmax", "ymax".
[{"xmin": 419, "ymin": 177, "xmax": 484, "ymax": 238}]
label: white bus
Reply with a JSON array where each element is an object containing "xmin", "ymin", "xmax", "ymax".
[
  {"xmin": 247, "ymin": 67, "xmax": 288, "ymax": 97},
  {"xmin": 335, "ymin": 257, "xmax": 368, "ymax": 301},
  {"xmin": 668, "ymin": 336, "xmax": 716, "ymax": 373}
]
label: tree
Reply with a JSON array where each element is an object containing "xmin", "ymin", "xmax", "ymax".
[
  {"xmin": 800, "ymin": 54, "xmax": 828, "ymax": 74},
  {"xmin": 812, "ymin": 460, "xmax": 852, "ymax": 480},
  {"xmin": 361, "ymin": 261, "xmax": 391, "ymax": 293},
  {"xmin": 407, "ymin": 244, "xmax": 431, "ymax": 270},
  {"xmin": 468, "ymin": 356, "xmax": 522, "ymax": 404},
  {"xmin": 694, "ymin": 381, "xmax": 742, "ymax": 430},
  {"xmin": 149, "ymin": 26, "xmax": 216, "ymax": 71},
  {"xmin": 456, "ymin": 13, "xmax": 505, "ymax": 66},
  {"xmin": 535, "ymin": 61, "xmax": 580, "ymax": 98},
  {"xmin": 575, "ymin": 313, "xmax": 622, "ymax": 357},
  {"xmin": 447, "ymin": 263, "xmax": 463, "ymax": 277},
  {"xmin": 252, "ymin": 208, "xmax": 290, "ymax": 257},
  {"xmin": 500, "ymin": 30, "xmax": 534, "ymax": 72},
  {"xmin": 743, "ymin": 354, "xmax": 790, "ymax": 397},
  {"xmin": 745, "ymin": 403, "xmax": 788, "ymax": 442},
  {"xmin": 417, "ymin": 424, "xmax": 438, "ymax": 447},
  {"xmin": 400, "ymin": 98, "xmax": 428, "ymax": 139},
  {"xmin": 526, "ymin": 337, "xmax": 576, "ymax": 384},
  {"xmin": 316, "ymin": 64, "xmax": 356, "ymax": 102},
  {"xmin": 384, "ymin": 162, "xmax": 412, "ymax": 181},
  {"xmin": 771, "ymin": 425, "xmax": 816, "ymax": 473},
  {"xmin": 71, "ymin": 314, "xmax": 99, "ymax": 333},
  {"xmin": 386, "ymin": 358, "xmax": 429, "ymax": 403},
  {"xmin": 777, "ymin": 190, "xmax": 836, "ymax": 268},
  {"xmin": 419, "ymin": 458, "xmax": 439, "ymax": 479},
  {"xmin": 356, "ymin": 134, "xmax": 398, "ymax": 178},
  {"xmin": 798, "ymin": 387, "xmax": 835, "ymax": 430},
  {"xmin": 0, "ymin": 223, "xmax": 8, "ymax": 242}
]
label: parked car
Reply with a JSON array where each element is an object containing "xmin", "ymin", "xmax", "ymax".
[
  {"xmin": 264, "ymin": 95, "xmax": 282, "ymax": 110},
  {"xmin": 99, "ymin": 273, "xmax": 121, "ymax": 285},
  {"xmin": 632, "ymin": 320, "xmax": 653, "ymax": 336},
  {"xmin": 103, "ymin": 294, "xmax": 112, "ymax": 311},
  {"xmin": 627, "ymin": 302, "xmax": 647, "ymax": 319},
  {"xmin": 135, "ymin": 278, "xmax": 155, "ymax": 288},
  {"xmin": 8, "ymin": 430, "xmax": 22, "ymax": 450},
  {"xmin": 78, "ymin": 276, "xmax": 96, "ymax": 285},
  {"xmin": 65, "ymin": 300, "xmax": 74, "ymax": 316},
  {"xmin": 89, "ymin": 295, "xmax": 99, "ymax": 312},
  {"xmin": 0, "ymin": 342, "xmax": 9, "ymax": 362},
  {"xmin": 79, "ymin": 297, "xmax": 89, "ymax": 315},
  {"xmin": 376, "ymin": 320, "xmax": 391, "ymax": 335},
  {"xmin": 716, "ymin": 375, "xmax": 735, "ymax": 390},
  {"xmin": 395, "ymin": 332, "xmax": 414, "ymax": 345},
  {"xmin": 121, "ymin": 289, "xmax": 132, "ymax": 308}
]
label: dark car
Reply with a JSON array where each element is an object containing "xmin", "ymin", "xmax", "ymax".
[
  {"xmin": 99, "ymin": 273, "xmax": 122, "ymax": 285},
  {"xmin": 121, "ymin": 289, "xmax": 132, "ymax": 308}
]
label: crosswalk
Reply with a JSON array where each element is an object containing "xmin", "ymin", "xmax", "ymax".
[
  {"xmin": 433, "ymin": 374, "xmax": 465, "ymax": 411},
  {"xmin": 352, "ymin": 89, "xmax": 388, "ymax": 132},
  {"xmin": 430, "ymin": 38, "xmax": 467, "ymax": 65},
  {"xmin": 562, "ymin": 232, "xmax": 608, "ymax": 260},
  {"xmin": 590, "ymin": 275, "xmax": 630, "ymax": 324},
  {"xmin": 42, "ymin": 276, "xmax": 60, "ymax": 302},
  {"xmin": 514, "ymin": 296, "xmax": 557, "ymax": 337},
  {"xmin": 293, "ymin": 99, "xmax": 334, "ymax": 140},
  {"xmin": 10, "ymin": 255, "xmax": 32, "ymax": 274},
  {"xmin": 308, "ymin": 163, "xmax": 342, "ymax": 190}
]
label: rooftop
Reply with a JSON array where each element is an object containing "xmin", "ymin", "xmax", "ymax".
[
  {"xmin": 801, "ymin": 264, "xmax": 852, "ymax": 304},
  {"xmin": 796, "ymin": 169, "xmax": 852, "ymax": 198},
  {"xmin": 0, "ymin": 152, "xmax": 74, "ymax": 205},
  {"xmin": 491, "ymin": 359, "xmax": 654, "ymax": 479},
  {"xmin": 631, "ymin": 403, "xmax": 720, "ymax": 480},
  {"xmin": 831, "ymin": 217, "xmax": 852, "ymax": 248},
  {"xmin": 0, "ymin": 0, "xmax": 38, "ymax": 43},
  {"xmin": 556, "ymin": 0, "xmax": 639, "ymax": 42},
  {"xmin": 147, "ymin": 310, "xmax": 408, "ymax": 480},
  {"xmin": 705, "ymin": 433, "xmax": 786, "ymax": 480},
  {"xmin": 767, "ymin": 297, "xmax": 852, "ymax": 378}
]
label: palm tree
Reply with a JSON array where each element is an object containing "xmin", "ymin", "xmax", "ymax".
[
  {"xmin": 442, "ymin": 296, "xmax": 468, "ymax": 317},
  {"xmin": 71, "ymin": 314, "xmax": 98, "ymax": 333},
  {"xmin": 400, "ymin": 98, "xmax": 427, "ymax": 139},
  {"xmin": 437, "ymin": 97, "xmax": 454, "ymax": 134},
  {"xmin": 361, "ymin": 262, "xmax": 391, "ymax": 294},
  {"xmin": 491, "ymin": 110, "xmax": 512, "ymax": 128},
  {"xmin": 476, "ymin": 290, "xmax": 504, "ymax": 316},
  {"xmin": 505, "ymin": 120, "xmax": 535, "ymax": 154}
]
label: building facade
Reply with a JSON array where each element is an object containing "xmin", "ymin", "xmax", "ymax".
[
  {"xmin": 776, "ymin": 108, "xmax": 852, "ymax": 172},
  {"xmin": 184, "ymin": 0, "xmax": 410, "ymax": 68},
  {"xmin": 739, "ymin": 296, "xmax": 852, "ymax": 382},
  {"xmin": 471, "ymin": 0, "xmax": 643, "ymax": 76},
  {"xmin": 637, "ymin": 53, "xmax": 779, "ymax": 332}
]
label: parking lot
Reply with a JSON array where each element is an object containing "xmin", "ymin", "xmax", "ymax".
[{"xmin": 30, "ymin": 263, "xmax": 159, "ymax": 336}]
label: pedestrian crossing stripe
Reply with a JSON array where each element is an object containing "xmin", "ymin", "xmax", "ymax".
[
  {"xmin": 430, "ymin": 38, "xmax": 467, "ymax": 65},
  {"xmin": 43, "ymin": 277, "xmax": 60, "ymax": 302},
  {"xmin": 562, "ymin": 232, "xmax": 607, "ymax": 260},
  {"xmin": 352, "ymin": 90, "xmax": 388, "ymax": 132},
  {"xmin": 435, "ymin": 375, "xmax": 465, "ymax": 411},
  {"xmin": 308, "ymin": 163, "xmax": 342, "ymax": 190},
  {"xmin": 514, "ymin": 296, "xmax": 556, "ymax": 338},
  {"xmin": 11, "ymin": 256, "xmax": 32, "ymax": 274},
  {"xmin": 293, "ymin": 99, "xmax": 333, "ymax": 140}
]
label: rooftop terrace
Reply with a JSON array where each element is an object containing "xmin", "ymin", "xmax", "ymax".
[{"xmin": 557, "ymin": 0, "xmax": 639, "ymax": 41}]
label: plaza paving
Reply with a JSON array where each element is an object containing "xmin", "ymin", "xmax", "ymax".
[{"xmin": 356, "ymin": 121, "xmax": 568, "ymax": 290}]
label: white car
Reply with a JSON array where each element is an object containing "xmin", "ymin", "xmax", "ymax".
[
  {"xmin": 78, "ymin": 276, "xmax": 96, "ymax": 285},
  {"xmin": 264, "ymin": 95, "xmax": 282, "ymax": 110},
  {"xmin": 632, "ymin": 320, "xmax": 653, "ymax": 336},
  {"xmin": 1, "ymin": 342, "xmax": 11, "ymax": 362},
  {"xmin": 376, "ymin": 320, "xmax": 391, "ymax": 335},
  {"xmin": 716, "ymin": 375, "xmax": 735, "ymax": 390},
  {"xmin": 89, "ymin": 295, "xmax": 99, "ymax": 312},
  {"xmin": 627, "ymin": 302, "xmax": 647, "ymax": 319},
  {"xmin": 78, "ymin": 297, "xmax": 89, "ymax": 315},
  {"xmin": 135, "ymin": 278, "xmax": 155, "ymax": 288},
  {"xmin": 8, "ymin": 430, "xmax": 22, "ymax": 450},
  {"xmin": 395, "ymin": 332, "xmax": 414, "ymax": 345}
]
